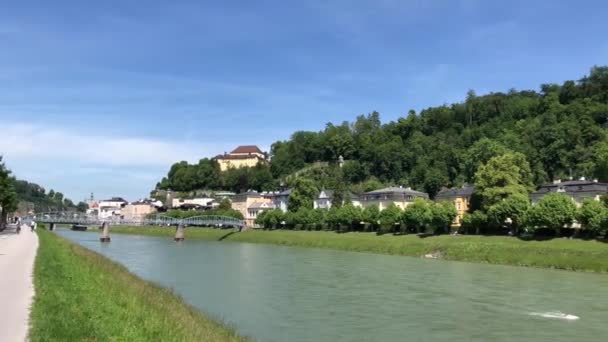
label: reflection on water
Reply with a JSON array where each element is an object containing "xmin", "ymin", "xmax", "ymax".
[{"xmin": 58, "ymin": 229, "xmax": 608, "ymax": 342}]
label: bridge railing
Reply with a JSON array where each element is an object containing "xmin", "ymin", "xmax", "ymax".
[{"xmin": 27, "ymin": 212, "xmax": 245, "ymax": 228}]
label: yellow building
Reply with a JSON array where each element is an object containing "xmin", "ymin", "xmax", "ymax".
[
  {"xmin": 215, "ymin": 145, "xmax": 267, "ymax": 171},
  {"xmin": 359, "ymin": 187, "xmax": 429, "ymax": 211},
  {"xmin": 434, "ymin": 185, "xmax": 474, "ymax": 227},
  {"xmin": 231, "ymin": 191, "xmax": 273, "ymax": 227}
]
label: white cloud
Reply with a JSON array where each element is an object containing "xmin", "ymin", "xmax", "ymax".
[{"xmin": 0, "ymin": 121, "xmax": 219, "ymax": 166}]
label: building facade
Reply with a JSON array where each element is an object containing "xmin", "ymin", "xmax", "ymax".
[
  {"xmin": 263, "ymin": 189, "xmax": 291, "ymax": 212},
  {"xmin": 231, "ymin": 191, "xmax": 273, "ymax": 227},
  {"xmin": 214, "ymin": 145, "xmax": 268, "ymax": 171},
  {"xmin": 530, "ymin": 178, "xmax": 608, "ymax": 207},
  {"xmin": 122, "ymin": 200, "xmax": 159, "ymax": 221},
  {"xmin": 359, "ymin": 187, "xmax": 429, "ymax": 210},
  {"xmin": 170, "ymin": 197, "xmax": 214, "ymax": 209},
  {"xmin": 313, "ymin": 190, "xmax": 361, "ymax": 209},
  {"xmin": 434, "ymin": 185, "xmax": 474, "ymax": 227},
  {"xmin": 98, "ymin": 197, "xmax": 128, "ymax": 219}
]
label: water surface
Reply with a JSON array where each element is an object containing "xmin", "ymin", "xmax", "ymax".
[{"xmin": 58, "ymin": 229, "xmax": 608, "ymax": 342}]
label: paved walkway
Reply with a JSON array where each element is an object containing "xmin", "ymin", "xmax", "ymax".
[{"xmin": 0, "ymin": 226, "xmax": 39, "ymax": 342}]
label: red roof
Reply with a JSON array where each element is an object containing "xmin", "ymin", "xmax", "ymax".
[
  {"xmin": 231, "ymin": 145, "xmax": 263, "ymax": 154},
  {"xmin": 216, "ymin": 154, "xmax": 265, "ymax": 161}
]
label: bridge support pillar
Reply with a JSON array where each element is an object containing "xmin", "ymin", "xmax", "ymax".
[
  {"xmin": 49, "ymin": 223, "xmax": 55, "ymax": 231},
  {"xmin": 174, "ymin": 224, "xmax": 185, "ymax": 242},
  {"xmin": 100, "ymin": 222, "xmax": 111, "ymax": 242}
]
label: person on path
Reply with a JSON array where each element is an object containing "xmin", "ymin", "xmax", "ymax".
[{"xmin": 30, "ymin": 221, "xmax": 36, "ymax": 232}]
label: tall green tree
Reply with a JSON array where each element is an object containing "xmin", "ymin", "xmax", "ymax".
[
  {"xmin": 288, "ymin": 178, "xmax": 318, "ymax": 212},
  {"xmin": 474, "ymin": 152, "xmax": 534, "ymax": 208},
  {"xmin": 0, "ymin": 157, "xmax": 18, "ymax": 228}
]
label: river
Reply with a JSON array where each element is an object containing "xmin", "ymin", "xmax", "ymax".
[{"xmin": 57, "ymin": 229, "xmax": 608, "ymax": 342}]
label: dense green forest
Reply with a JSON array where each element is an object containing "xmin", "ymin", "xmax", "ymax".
[
  {"xmin": 13, "ymin": 179, "xmax": 87, "ymax": 213},
  {"xmin": 0, "ymin": 157, "xmax": 86, "ymax": 222},
  {"xmin": 156, "ymin": 66, "xmax": 608, "ymax": 197}
]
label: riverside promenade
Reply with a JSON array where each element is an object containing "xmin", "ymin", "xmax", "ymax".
[{"xmin": 0, "ymin": 226, "xmax": 38, "ymax": 342}]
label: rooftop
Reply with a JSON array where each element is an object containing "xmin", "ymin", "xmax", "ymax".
[
  {"xmin": 214, "ymin": 154, "xmax": 266, "ymax": 160},
  {"xmin": 435, "ymin": 185, "xmax": 475, "ymax": 199},
  {"xmin": 101, "ymin": 197, "xmax": 127, "ymax": 203},
  {"xmin": 533, "ymin": 179, "xmax": 608, "ymax": 195},
  {"xmin": 318, "ymin": 189, "xmax": 359, "ymax": 200},
  {"xmin": 231, "ymin": 145, "xmax": 263, "ymax": 154},
  {"xmin": 249, "ymin": 201, "xmax": 275, "ymax": 210},
  {"xmin": 363, "ymin": 187, "xmax": 428, "ymax": 197}
]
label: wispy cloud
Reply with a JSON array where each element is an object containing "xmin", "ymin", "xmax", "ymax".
[{"xmin": 0, "ymin": 121, "xmax": 217, "ymax": 166}]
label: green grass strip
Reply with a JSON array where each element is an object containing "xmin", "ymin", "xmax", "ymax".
[
  {"xmin": 30, "ymin": 229, "xmax": 247, "ymax": 342},
  {"xmin": 108, "ymin": 226, "xmax": 608, "ymax": 273}
]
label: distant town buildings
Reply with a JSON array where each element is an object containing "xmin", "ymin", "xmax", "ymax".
[
  {"xmin": 214, "ymin": 145, "xmax": 268, "ymax": 171},
  {"xmin": 171, "ymin": 197, "xmax": 215, "ymax": 210},
  {"xmin": 122, "ymin": 200, "xmax": 161, "ymax": 220},
  {"xmin": 531, "ymin": 178, "xmax": 608, "ymax": 207},
  {"xmin": 359, "ymin": 187, "xmax": 429, "ymax": 210}
]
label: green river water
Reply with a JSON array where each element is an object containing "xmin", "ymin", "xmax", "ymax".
[{"xmin": 58, "ymin": 229, "xmax": 608, "ymax": 342}]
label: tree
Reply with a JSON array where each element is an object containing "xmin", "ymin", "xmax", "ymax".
[
  {"xmin": 525, "ymin": 193, "xmax": 577, "ymax": 235},
  {"xmin": 401, "ymin": 198, "xmax": 433, "ymax": 233},
  {"xmin": 378, "ymin": 204, "xmax": 401, "ymax": 233},
  {"xmin": 460, "ymin": 211, "xmax": 488, "ymax": 235},
  {"xmin": 0, "ymin": 157, "xmax": 18, "ymax": 229},
  {"xmin": 218, "ymin": 198, "xmax": 232, "ymax": 210},
  {"xmin": 593, "ymin": 141, "xmax": 608, "ymax": 182},
  {"xmin": 288, "ymin": 178, "xmax": 318, "ymax": 212},
  {"xmin": 362, "ymin": 205, "xmax": 380, "ymax": 231},
  {"xmin": 463, "ymin": 138, "xmax": 508, "ymax": 182},
  {"xmin": 430, "ymin": 201, "xmax": 458, "ymax": 234},
  {"xmin": 331, "ymin": 181, "xmax": 347, "ymax": 209},
  {"xmin": 486, "ymin": 193, "xmax": 530, "ymax": 235},
  {"xmin": 474, "ymin": 152, "xmax": 534, "ymax": 208},
  {"xmin": 335, "ymin": 204, "xmax": 363, "ymax": 232},
  {"xmin": 76, "ymin": 201, "xmax": 89, "ymax": 212},
  {"xmin": 577, "ymin": 199, "xmax": 608, "ymax": 236}
]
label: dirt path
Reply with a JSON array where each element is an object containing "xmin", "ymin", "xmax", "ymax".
[{"xmin": 0, "ymin": 226, "xmax": 39, "ymax": 342}]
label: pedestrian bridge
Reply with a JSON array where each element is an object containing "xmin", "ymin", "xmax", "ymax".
[{"xmin": 29, "ymin": 212, "xmax": 245, "ymax": 228}]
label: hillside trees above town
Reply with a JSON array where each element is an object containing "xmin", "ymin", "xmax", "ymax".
[
  {"xmin": 0, "ymin": 157, "xmax": 84, "ymax": 220},
  {"xmin": 13, "ymin": 180, "xmax": 85, "ymax": 212},
  {"xmin": 156, "ymin": 66, "xmax": 608, "ymax": 197}
]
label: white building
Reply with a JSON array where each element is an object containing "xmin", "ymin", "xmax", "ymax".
[
  {"xmin": 171, "ymin": 197, "xmax": 214, "ymax": 209},
  {"xmin": 98, "ymin": 197, "xmax": 128, "ymax": 219},
  {"xmin": 313, "ymin": 190, "xmax": 361, "ymax": 209}
]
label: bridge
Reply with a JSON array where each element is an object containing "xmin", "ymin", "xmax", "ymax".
[{"xmin": 28, "ymin": 212, "xmax": 245, "ymax": 229}]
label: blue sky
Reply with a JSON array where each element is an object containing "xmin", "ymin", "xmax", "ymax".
[{"xmin": 1, "ymin": 0, "xmax": 607, "ymax": 202}]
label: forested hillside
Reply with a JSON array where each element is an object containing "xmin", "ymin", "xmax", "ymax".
[
  {"xmin": 13, "ymin": 179, "xmax": 87, "ymax": 212},
  {"xmin": 156, "ymin": 66, "xmax": 608, "ymax": 197}
]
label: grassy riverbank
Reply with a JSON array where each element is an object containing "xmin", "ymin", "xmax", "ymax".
[
  {"xmin": 108, "ymin": 226, "xmax": 608, "ymax": 272},
  {"xmin": 30, "ymin": 229, "xmax": 246, "ymax": 342}
]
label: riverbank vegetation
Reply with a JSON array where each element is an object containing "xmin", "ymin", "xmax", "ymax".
[
  {"xmin": 107, "ymin": 226, "xmax": 608, "ymax": 272},
  {"xmin": 30, "ymin": 229, "xmax": 246, "ymax": 341}
]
